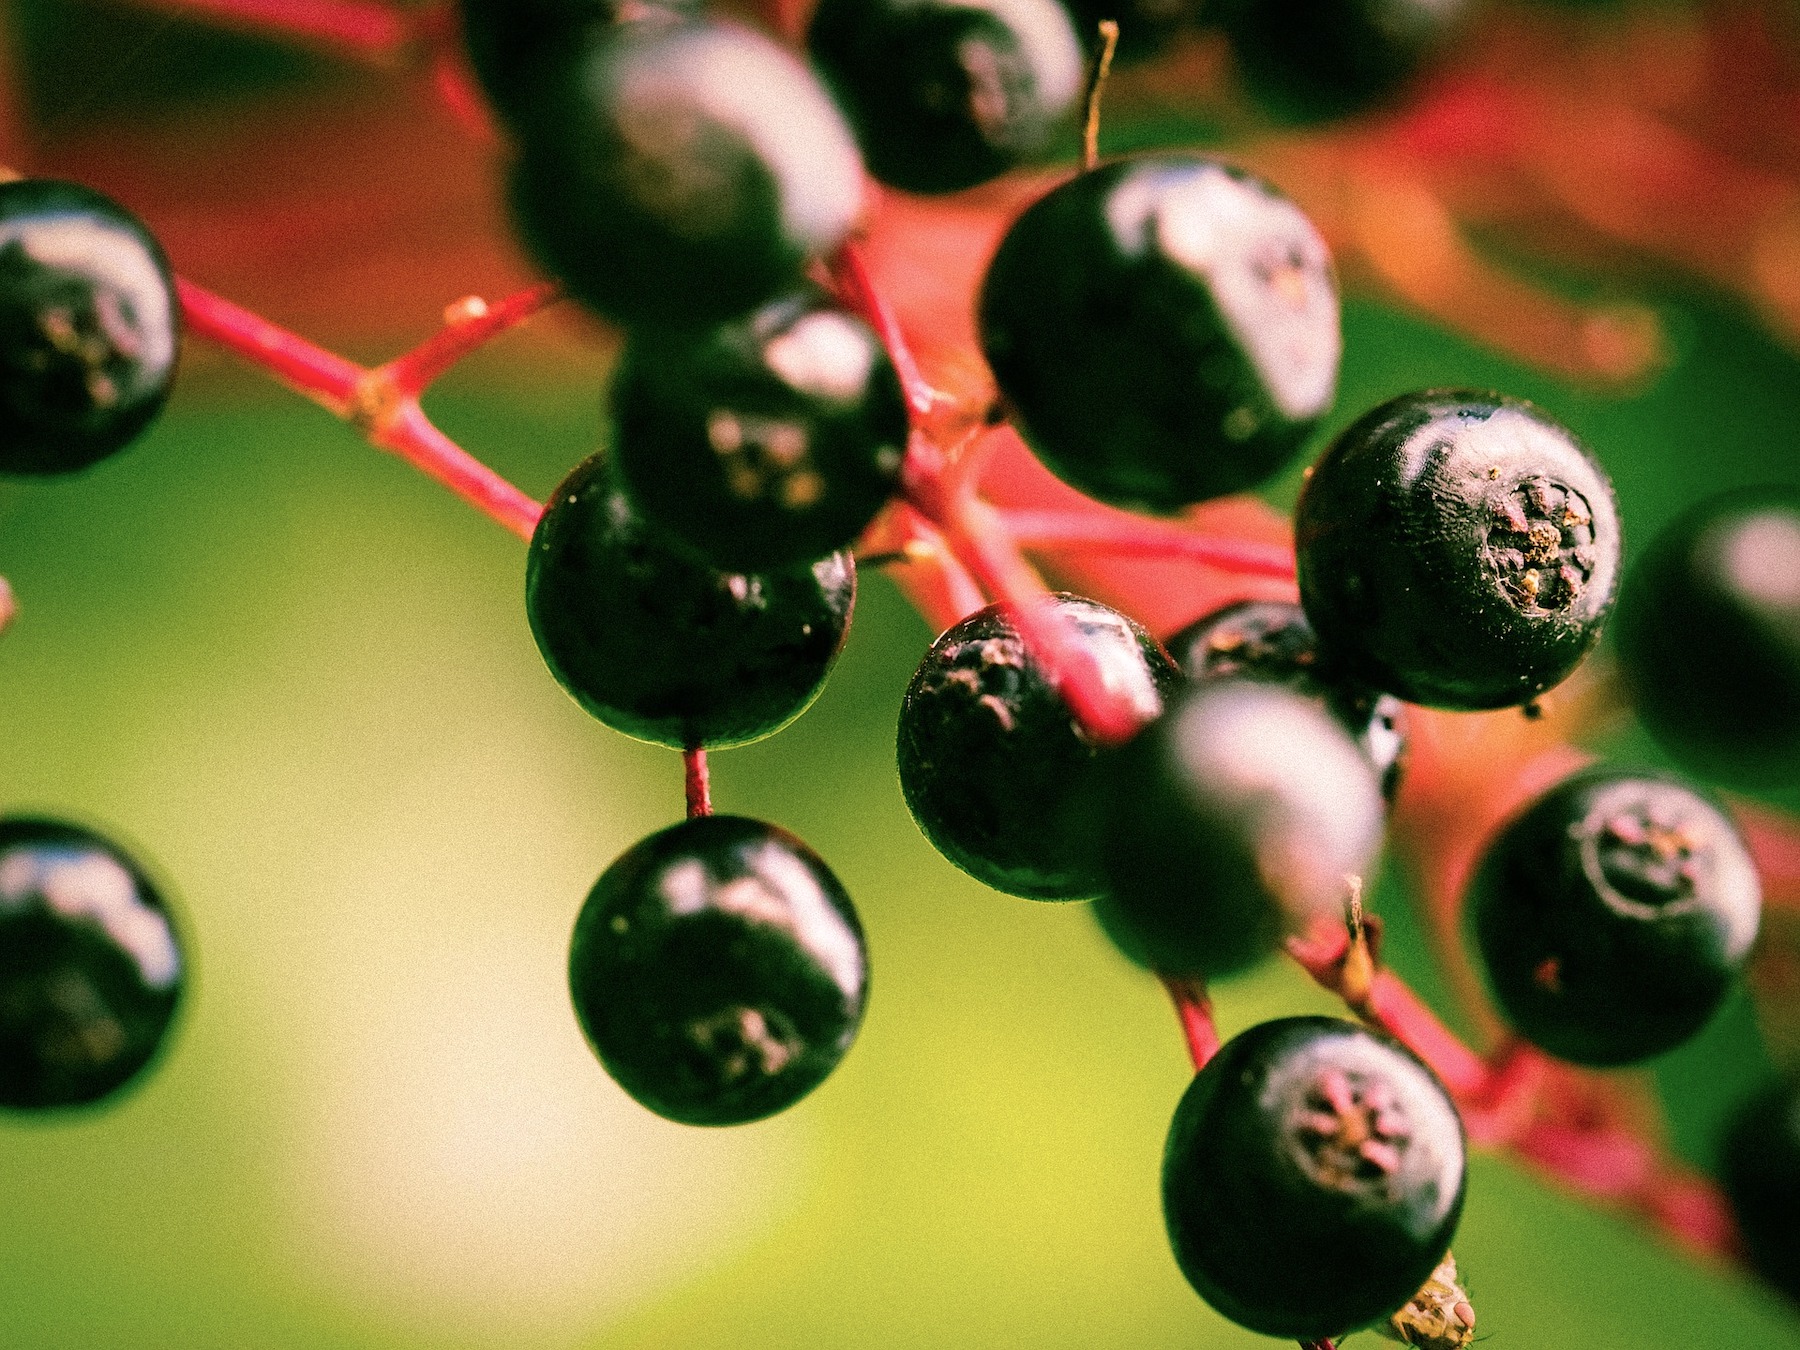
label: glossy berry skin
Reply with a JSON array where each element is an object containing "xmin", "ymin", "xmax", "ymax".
[
  {"xmin": 569, "ymin": 814, "xmax": 867, "ymax": 1126},
  {"xmin": 1163, "ymin": 1017, "xmax": 1466, "ymax": 1340},
  {"xmin": 1216, "ymin": 0, "xmax": 1468, "ymax": 125},
  {"xmin": 458, "ymin": 0, "xmax": 698, "ymax": 128},
  {"xmin": 527, "ymin": 453, "xmax": 856, "ymax": 749},
  {"xmin": 1467, "ymin": 769, "xmax": 1760, "ymax": 1067},
  {"xmin": 509, "ymin": 18, "xmax": 865, "ymax": 330},
  {"xmin": 612, "ymin": 290, "xmax": 908, "ymax": 571},
  {"xmin": 980, "ymin": 157, "xmax": 1338, "ymax": 512},
  {"xmin": 1168, "ymin": 599, "xmax": 1405, "ymax": 801},
  {"xmin": 1614, "ymin": 486, "xmax": 1800, "ymax": 788},
  {"xmin": 1296, "ymin": 390, "xmax": 1622, "ymax": 710},
  {"xmin": 1721, "ymin": 1076, "xmax": 1800, "ymax": 1306},
  {"xmin": 896, "ymin": 596, "xmax": 1180, "ymax": 900},
  {"xmin": 0, "ymin": 817, "xmax": 184, "ymax": 1111},
  {"xmin": 0, "ymin": 180, "xmax": 179, "ymax": 477},
  {"xmin": 808, "ymin": 0, "xmax": 1083, "ymax": 195},
  {"xmin": 1087, "ymin": 679, "xmax": 1385, "ymax": 977}
]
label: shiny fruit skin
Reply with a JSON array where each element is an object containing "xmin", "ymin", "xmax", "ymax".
[
  {"xmin": 978, "ymin": 155, "xmax": 1340, "ymax": 512},
  {"xmin": 808, "ymin": 0, "xmax": 1084, "ymax": 195},
  {"xmin": 1466, "ymin": 768, "xmax": 1760, "ymax": 1066},
  {"xmin": 0, "ymin": 179, "xmax": 179, "ymax": 476},
  {"xmin": 508, "ymin": 18, "xmax": 865, "ymax": 329},
  {"xmin": 1614, "ymin": 485, "xmax": 1800, "ymax": 788},
  {"xmin": 568, "ymin": 814, "xmax": 867, "ymax": 1125},
  {"xmin": 612, "ymin": 290, "xmax": 907, "ymax": 571},
  {"xmin": 1163, "ymin": 1016, "xmax": 1466, "ymax": 1340},
  {"xmin": 1087, "ymin": 679, "xmax": 1385, "ymax": 977},
  {"xmin": 1295, "ymin": 390, "xmax": 1622, "ymax": 710},
  {"xmin": 1168, "ymin": 598, "xmax": 1406, "ymax": 801},
  {"xmin": 526, "ymin": 452, "xmax": 855, "ymax": 749},
  {"xmin": 896, "ymin": 595, "xmax": 1181, "ymax": 900},
  {"xmin": 0, "ymin": 817, "xmax": 185, "ymax": 1111}
]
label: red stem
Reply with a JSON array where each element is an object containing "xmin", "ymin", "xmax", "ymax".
[
  {"xmin": 119, "ymin": 0, "xmax": 415, "ymax": 61},
  {"xmin": 178, "ymin": 277, "xmax": 362, "ymax": 410},
  {"xmin": 1160, "ymin": 974, "xmax": 1221, "ymax": 1071},
  {"xmin": 384, "ymin": 285, "xmax": 562, "ymax": 397},
  {"xmin": 1002, "ymin": 507, "xmax": 1298, "ymax": 580},
  {"xmin": 684, "ymin": 748, "xmax": 713, "ymax": 818},
  {"xmin": 373, "ymin": 403, "xmax": 543, "ymax": 542},
  {"xmin": 828, "ymin": 242, "xmax": 938, "ymax": 420}
]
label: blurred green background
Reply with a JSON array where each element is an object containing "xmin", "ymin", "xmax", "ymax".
[{"xmin": 2, "ymin": 283, "xmax": 1800, "ymax": 1349}]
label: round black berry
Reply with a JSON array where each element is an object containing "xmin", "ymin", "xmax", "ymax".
[
  {"xmin": 0, "ymin": 179, "xmax": 178, "ymax": 477},
  {"xmin": 1216, "ymin": 0, "xmax": 1469, "ymax": 125},
  {"xmin": 1168, "ymin": 599, "xmax": 1406, "ymax": 801},
  {"xmin": 1615, "ymin": 486, "xmax": 1800, "ymax": 788},
  {"xmin": 808, "ymin": 0, "xmax": 1084, "ymax": 195},
  {"xmin": 1466, "ymin": 768, "xmax": 1760, "ymax": 1067},
  {"xmin": 896, "ymin": 595, "xmax": 1181, "ymax": 900},
  {"xmin": 612, "ymin": 290, "xmax": 907, "ymax": 572},
  {"xmin": 1086, "ymin": 679, "xmax": 1385, "ymax": 977},
  {"xmin": 979, "ymin": 155, "xmax": 1340, "ymax": 512},
  {"xmin": 0, "ymin": 816, "xmax": 184, "ymax": 1111},
  {"xmin": 508, "ymin": 18, "xmax": 866, "ymax": 330},
  {"xmin": 1163, "ymin": 1016, "xmax": 1466, "ymax": 1340},
  {"xmin": 1295, "ymin": 390, "xmax": 1622, "ymax": 710},
  {"xmin": 569, "ymin": 813, "xmax": 868, "ymax": 1126},
  {"xmin": 458, "ymin": 0, "xmax": 698, "ymax": 128},
  {"xmin": 1722, "ymin": 1076, "xmax": 1800, "ymax": 1306},
  {"xmin": 527, "ymin": 453, "xmax": 856, "ymax": 749}
]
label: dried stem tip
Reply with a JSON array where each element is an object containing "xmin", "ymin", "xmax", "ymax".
[{"xmin": 1082, "ymin": 21, "xmax": 1120, "ymax": 173}]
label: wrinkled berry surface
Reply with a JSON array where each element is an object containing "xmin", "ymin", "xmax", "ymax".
[
  {"xmin": 979, "ymin": 155, "xmax": 1340, "ymax": 511},
  {"xmin": 1087, "ymin": 679, "xmax": 1385, "ymax": 977},
  {"xmin": 0, "ymin": 179, "xmax": 178, "ymax": 476},
  {"xmin": 897, "ymin": 595, "xmax": 1180, "ymax": 899},
  {"xmin": 527, "ymin": 453, "xmax": 855, "ymax": 749},
  {"xmin": 1295, "ymin": 389, "xmax": 1621, "ymax": 709},
  {"xmin": 613, "ymin": 290, "xmax": 907, "ymax": 571},
  {"xmin": 1168, "ymin": 598, "xmax": 1406, "ymax": 801},
  {"xmin": 569, "ymin": 814, "xmax": 868, "ymax": 1126},
  {"xmin": 0, "ymin": 817, "xmax": 184, "ymax": 1111},
  {"xmin": 1163, "ymin": 1016, "xmax": 1466, "ymax": 1339},
  {"xmin": 1467, "ymin": 768, "xmax": 1760, "ymax": 1066},
  {"xmin": 1615, "ymin": 485, "xmax": 1800, "ymax": 788}
]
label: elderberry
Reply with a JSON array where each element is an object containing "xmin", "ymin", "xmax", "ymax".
[
  {"xmin": 527, "ymin": 453, "xmax": 855, "ymax": 749},
  {"xmin": 1614, "ymin": 486, "xmax": 1800, "ymax": 788},
  {"xmin": 569, "ymin": 814, "xmax": 867, "ymax": 1125},
  {"xmin": 1466, "ymin": 768, "xmax": 1760, "ymax": 1067},
  {"xmin": 1168, "ymin": 598, "xmax": 1406, "ymax": 800},
  {"xmin": 896, "ymin": 595, "xmax": 1180, "ymax": 900},
  {"xmin": 0, "ymin": 817, "xmax": 184, "ymax": 1111},
  {"xmin": 612, "ymin": 290, "xmax": 907, "ymax": 571},
  {"xmin": 979, "ymin": 155, "xmax": 1340, "ymax": 512},
  {"xmin": 0, "ymin": 180, "xmax": 179, "ymax": 477},
  {"xmin": 1295, "ymin": 390, "xmax": 1622, "ymax": 710},
  {"xmin": 1722, "ymin": 1075, "xmax": 1800, "ymax": 1306},
  {"xmin": 1163, "ymin": 1016, "xmax": 1466, "ymax": 1339},
  {"xmin": 807, "ymin": 0, "xmax": 1084, "ymax": 195},
  {"xmin": 1086, "ymin": 679, "xmax": 1385, "ymax": 977},
  {"xmin": 508, "ymin": 18, "xmax": 865, "ymax": 329}
]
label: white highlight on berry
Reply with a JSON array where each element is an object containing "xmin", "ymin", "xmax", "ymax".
[
  {"xmin": 0, "ymin": 844, "xmax": 180, "ymax": 989},
  {"xmin": 8, "ymin": 214, "xmax": 178, "ymax": 385},
  {"xmin": 1715, "ymin": 507, "xmax": 1800, "ymax": 610}
]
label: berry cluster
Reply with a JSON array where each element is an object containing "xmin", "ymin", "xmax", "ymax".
[{"xmin": 2, "ymin": 0, "xmax": 1798, "ymax": 1342}]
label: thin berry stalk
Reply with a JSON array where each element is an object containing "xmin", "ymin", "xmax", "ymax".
[
  {"xmin": 685, "ymin": 748, "xmax": 713, "ymax": 818},
  {"xmin": 1160, "ymin": 974, "xmax": 1221, "ymax": 1070},
  {"xmin": 1002, "ymin": 507, "xmax": 1298, "ymax": 579},
  {"xmin": 384, "ymin": 285, "xmax": 562, "ymax": 397}
]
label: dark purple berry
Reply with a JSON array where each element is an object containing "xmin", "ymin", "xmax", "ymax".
[
  {"xmin": 568, "ymin": 813, "xmax": 867, "ymax": 1125},
  {"xmin": 1722, "ymin": 1075, "xmax": 1800, "ymax": 1306},
  {"xmin": 1163, "ymin": 1016, "xmax": 1466, "ymax": 1339},
  {"xmin": 509, "ymin": 18, "xmax": 865, "ymax": 329},
  {"xmin": 1466, "ymin": 768, "xmax": 1760, "ymax": 1067},
  {"xmin": 1217, "ymin": 0, "xmax": 1469, "ymax": 125},
  {"xmin": 978, "ymin": 155, "xmax": 1340, "ymax": 512},
  {"xmin": 1615, "ymin": 486, "xmax": 1800, "ymax": 788},
  {"xmin": 0, "ymin": 180, "xmax": 178, "ymax": 477},
  {"xmin": 1087, "ymin": 679, "xmax": 1385, "ymax": 977},
  {"xmin": 808, "ymin": 0, "xmax": 1084, "ymax": 195},
  {"xmin": 526, "ymin": 453, "xmax": 855, "ymax": 749},
  {"xmin": 1295, "ymin": 390, "xmax": 1622, "ymax": 710},
  {"xmin": 0, "ymin": 817, "xmax": 184, "ymax": 1111},
  {"xmin": 612, "ymin": 290, "xmax": 908, "ymax": 571},
  {"xmin": 896, "ymin": 595, "xmax": 1181, "ymax": 900},
  {"xmin": 1168, "ymin": 598, "xmax": 1406, "ymax": 801}
]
